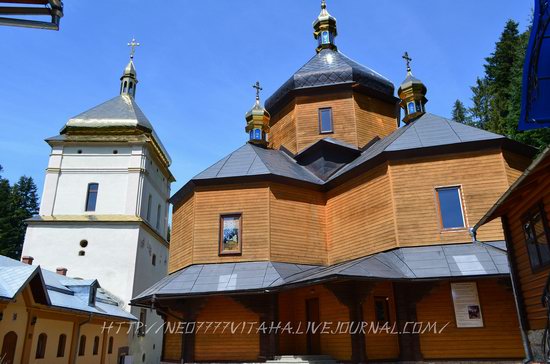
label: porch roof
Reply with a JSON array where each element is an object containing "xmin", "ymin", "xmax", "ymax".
[{"xmin": 132, "ymin": 241, "xmax": 509, "ymax": 304}]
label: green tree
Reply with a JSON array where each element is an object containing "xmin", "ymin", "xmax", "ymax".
[
  {"xmin": 451, "ymin": 99, "xmax": 472, "ymax": 125},
  {"xmin": 0, "ymin": 166, "xmax": 16, "ymax": 258},
  {"xmin": 469, "ymin": 19, "xmax": 550, "ymax": 149},
  {"xmin": 8, "ymin": 176, "xmax": 39, "ymax": 259}
]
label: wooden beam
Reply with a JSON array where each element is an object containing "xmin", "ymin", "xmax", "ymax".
[
  {"xmin": 393, "ymin": 282, "xmax": 435, "ymax": 362},
  {"xmin": 324, "ymin": 281, "xmax": 373, "ymax": 364}
]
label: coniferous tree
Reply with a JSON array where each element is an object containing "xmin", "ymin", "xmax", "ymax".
[
  {"xmin": 451, "ymin": 99, "xmax": 472, "ymax": 125},
  {"xmin": 8, "ymin": 176, "xmax": 39, "ymax": 259},
  {"xmin": 468, "ymin": 19, "xmax": 550, "ymax": 149},
  {"xmin": 0, "ymin": 166, "xmax": 14, "ymax": 257}
]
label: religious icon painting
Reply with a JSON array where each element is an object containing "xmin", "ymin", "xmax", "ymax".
[{"xmin": 219, "ymin": 213, "xmax": 242, "ymax": 255}]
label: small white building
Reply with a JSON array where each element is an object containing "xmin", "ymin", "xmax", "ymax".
[{"xmin": 22, "ymin": 51, "xmax": 174, "ymax": 364}]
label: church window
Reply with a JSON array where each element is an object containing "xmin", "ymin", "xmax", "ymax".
[
  {"xmin": 156, "ymin": 204, "xmax": 161, "ymax": 230},
  {"xmin": 78, "ymin": 250, "xmax": 85, "ymax": 256},
  {"xmin": 35, "ymin": 333, "xmax": 47, "ymax": 359},
  {"xmin": 85, "ymin": 183, "xmax": 99, "ymax": 212},
  {"xmin": 436, "ymin": 186, "xmax": 466, "ymax": 229},
  {"xmin": 107, "ymin": 336, "xmax": 113, "ymax": 354},
  {"xmin": 137, "ymin": 309, "xmax": 147, "ymax": 336},
  {"xmin": 92, "ymin": 336, "xmax": 99, "ymax": 355},
  {"xmin": 407, "ymin": 102, "xmax": 415, "ymax": 115},
  {"xmin": 123, "ymin": 81, "xmax": 128, "ymax": 93},
  {"xmin": 80, "ymin": 240, "xmax": 88, "ymax": 248},
  {"xmin": 146, "ymin": 195, "xmax": 152, "ymax": 221},
  {"xmin": 152, "ymin": 254, "xmax": 156, "ymax": 266},
  {"xmin": 523, "ymin": 202, "xmax": 550, "ymax": 271},
  {"xmin": 78, "ymin": 335, "xmax": 86, "ymax": 356},
  {"xmin": 57, "ymin": 334, "xmax": 66, "ymax": 357},
  {"xmin": 318, "ymin": 108, "xmax": 333, "ymax": 134},
  {"xmin": 219, "ymin": 214, "xmax": 242, "ymax": 256}
]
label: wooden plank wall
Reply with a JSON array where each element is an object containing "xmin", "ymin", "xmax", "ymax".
[
  {"xmin": 169, "ymin": 195, "xmax": 194, "ymax": 273},
  {"xmin": 269, "ymin": 100, "xmax": 297, "ymax": 153},
  {"xmin": 390, "ymin": 150, "xmax": 509, "ymax": 246},
  {"xmin": 195, "ymin": 296, "xmax": 260, "ymax": 362},
  {"xmin": 416, "ymin": 279, "xmax": 524, "ymax": 359},
  {"xmin": 326, "ymin": 163, "xmax": 397, "ymax": 264},
  {"xmin": 269, "ymin": 183, "xmax": 327, "ymax": 265},
  {"xmin": 503, "ymin": 150, "xmax": 532, "ymax": 186},
  {"xmin": 162, "ymin": 316, "xmax": 182, "ymax": 362},
  {"xmin": 295, "ymin": 91, "xmax": 357, "ymax": 153},
  {"xmin": 362, "ymin": 281, "xmax": 399, "ymax": 360},
  {"xmin": 504, "ymin": 157, "xmax": 550, "ymax": 329},
  {"xmin": 353, "ymin": 92, "xmax": 397, "ymax": 148}
]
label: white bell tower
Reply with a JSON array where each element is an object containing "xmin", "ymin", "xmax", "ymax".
[{"xmin": 22, "ymin": 40, "xmax": 173, "ymax": 364}]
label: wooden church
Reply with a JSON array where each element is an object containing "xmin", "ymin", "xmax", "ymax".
[{"xmin": 133, "ymin": 2, "xmax": 537, "ymax": 362}]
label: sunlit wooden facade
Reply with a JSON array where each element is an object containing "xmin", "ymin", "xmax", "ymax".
[{"xmin": 133, "ymin": 2, "xmax": 538, "ymax": 363}]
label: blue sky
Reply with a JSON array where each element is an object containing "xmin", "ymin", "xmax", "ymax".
[{"xmin": 0, "ymin": 0, "xmax": 533, "ymax": 196}]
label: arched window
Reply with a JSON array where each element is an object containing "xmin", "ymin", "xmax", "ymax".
[
  {"xmin": 152, "ymin": 254, "xmax": 156, "ymax": 266},
  {"xmin": 92, "ymin": 336, "xmax": 99, "ymax": 355},
  {"xmin": 128, "ymin": 82, "xmax": 134, "ymax": 95},
  {"xmin": 1, "ymin": 331, "xmax": 18, "ymax": 364},
  {"xmin": 35, "ymin": 333, "xmax": 47, "ymax": 359},
  {"xmin": 156, "ymin": 204, "xmax": 161, "ymax": 230},
  {"xmin": 57, "ymin": 334, "xmax": 66, "ymax": 357},
  {"xmin": 123, "ymin": 81, "xmax": 128, "ymax": 93},
  {"xmin": 78, "ymin": 335, "xmax": 86, "ymax": 356},
  {"xmin": 85, "ymin": 183, "xmax": 99, "ymax": 212},
  {"xmin": 108, "ymin": 336, "xmax": 114, "ymax": 354}
]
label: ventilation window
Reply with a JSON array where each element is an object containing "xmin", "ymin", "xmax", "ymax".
[
  {"xmin": 152, "ymin": 254, "xmax": 156, "ymax": 266},
  {"xmin": 113, "ymin": 150, "xmax": 118, "ymax": 154},
  {"xmin": 78, "ymin": 250, "xmax": 85, "ymax": 256},
  {"xmin": 80, "ymin": 240, "xmax": 88, "ymax": 248},
  {"xmin": 77, "ymin": 149, "xmax": 83, "ymax": 154}
]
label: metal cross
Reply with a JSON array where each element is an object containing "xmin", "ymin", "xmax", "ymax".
[
  {"xmin": 128, "ymin": 37, "xmax": 140, "ymax": 59},
  {"xmin": 402, "ymin": 52, "xmax": 412, "ymax": 72},
  {"xmin": 321, "ymin": 0, "xmax": 326, "ymax": 10},
  {"xmin": 252, "ymin": 81, "xmax": 263, "ymax": 100}
]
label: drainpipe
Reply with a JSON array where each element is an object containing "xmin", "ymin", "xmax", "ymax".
[
  {"xmin": 470, "ymin": 226, "xmax": 533, "ymax": 363},
  {"xmin": 71, "ymin": 314, "xmax": 92, "ymax": 364}
]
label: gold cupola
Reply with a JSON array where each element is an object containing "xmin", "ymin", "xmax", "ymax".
[
  {"xmin": 313, "ymin": 0, "xmax": 337, "ymax": 53},
  {"xmin": 398, "ymin": 52, "xmax": 428, "ymax": 124},
  {"xmin": 120, "ymin": 38, "xmax": 140, "ymax": 98},
  {"xmin": 245, "ymin": 81, "xmax": 270, "ymax": 146}
]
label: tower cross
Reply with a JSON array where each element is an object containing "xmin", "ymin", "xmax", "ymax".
[
  {"xmin": 252, "ymin": 81, "xmax": 263, "ymax": 101},
  {"xmin": 128, "ymin": 37, "xmax": 140, "ymax": 59},
  {"xmin": 402, "ymin": 51, "xmax": 412, "ymax": 73}
]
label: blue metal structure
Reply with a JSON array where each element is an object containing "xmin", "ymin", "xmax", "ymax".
[{"xmin": 519, "ymin": 0, "xmax": 550, "ymax": 130}]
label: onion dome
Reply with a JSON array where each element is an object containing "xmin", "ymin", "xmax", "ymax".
[
  {"xmin": 313, "ymin": 0, "xmax": 337, "ymax": 53},
  {"xmin": 398, "ymin": 52, "xmax": 428, "ymax": 124},
  {"xmin": 245, "ymin": 81, "xmax": 271, "ymax": 146}
]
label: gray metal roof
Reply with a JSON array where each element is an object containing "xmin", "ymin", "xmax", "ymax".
[
  {"xmin": 327, "ymin": 113, "xmax": 505, "ymax": 180},
  {"xmin": 63, "ymin": 95, "xmax": 154, "ymax": 132},
  {"xmin": 193, "ymin": 143, "xmax": 324, "ymax": 184},
  {"xmin": 0, "ymin": 255, "xmax": 135, "ymax": 320},
  {"xmin": 187, "ymin": 113, "xmax": 507, "ymax": 191},
  {"xmin": 265, "ymin": 49, "xmax": 395, "ymax": 111},
  {"xmin": 133, "ymin": 242, "xmax": 509, "ymax": 302},
  {"xmin": 133, "ymin": 261, "xmax": 321, "ymax": 300}
]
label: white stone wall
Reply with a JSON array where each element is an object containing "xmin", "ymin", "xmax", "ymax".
[{"xmin": 24, "ymin": 139, "xmax": 172, "ymax": 364}]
